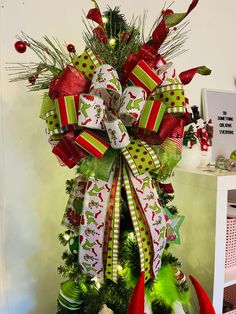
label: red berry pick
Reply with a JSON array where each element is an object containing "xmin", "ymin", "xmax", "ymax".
[
  {"xmin": 67, "ymin": 44, "xmax": 76, "ymax": 53},
  {"xmin": 14, "ymin": 41, "xmax": 27, "ymax": 53},
  {"xmin": 28, "ymin": 75, "xmax": 36, "ymax": 85}
]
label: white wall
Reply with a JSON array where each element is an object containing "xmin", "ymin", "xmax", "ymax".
[{"xmin": 1, "ymin": 0, "xmax": 236, "ymax": 313}]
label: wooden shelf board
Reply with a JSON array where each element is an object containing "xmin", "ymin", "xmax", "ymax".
[{"xmin": 224, "ymin": 268, "xmax": 236, "ymax": 287}]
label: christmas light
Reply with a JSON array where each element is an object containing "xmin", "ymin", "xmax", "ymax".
[
  {"xmin": 117, "ymin": 265, "xmax": 123, "ymax": 272},
  {"xmin": 91, "ymin": 276, "xmax": 102, "ymax": 289},
  {"xmin": 109, "ymin": 38, "xmax": 116, "ymax": 47},
  {"xmin": 102, "ymin": 16, "xmax": 109, "ymax": 24},
  {"xmin": 63, "ymin": 233, "xmax": 70, "ymax": 241}
]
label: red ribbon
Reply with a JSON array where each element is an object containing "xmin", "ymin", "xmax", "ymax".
[
  {"xmin": 159, "ymin": 182, "xmax": 174, "ymax": 194},
  {"xmin": 49, "ymin": 65, "xmax": 91, "ymax": 100},
  {"xmin": 179, "ymin": 67, "xmax": 201, "ymax": 85},
  {"xmin": 93, "ymin": 27, "xmax": 108, "ymax": 44},
  {"xmin": 121, "ymin": 44, "xmax": 157, "ymax": 85},
  {"xmin": 131, "ymin": 113, "xmax": 179, "ymax": 145},
  {"xmin": 150, "ymin": 10, "xmax": 173, "ymax": 51},
  {"xmin": 87, "ymin": 7, "xmax": 103, "ymax": 26},
  {"xmin": 52, "ymin": 132, "xmax": 88, "ymax": 168}
]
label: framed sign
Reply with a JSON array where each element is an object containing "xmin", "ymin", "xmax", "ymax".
[{"xmin": 202, "ymin": 89, "xmax": 236, "ymax": 160}]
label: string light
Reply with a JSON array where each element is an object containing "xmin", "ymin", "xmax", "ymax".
[
  {"xmin": 102, "ymin": 16, "xmax": 109, "ymax": 24},
  {"xmin": 91, "ymin": 276, "xmax": 102, "ymax": 289},
  {"xmin": 63, "ymin": 232, "xmax": 70, "ymax": 241},
  {"xmin": 109, "ymin": 38, "xmax": 116, "ymax": 47},
  {"xmin": 117, "ymin": 265, "xmax": 123, "ymax": 273}
]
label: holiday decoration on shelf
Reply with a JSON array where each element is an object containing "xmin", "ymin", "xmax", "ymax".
[{"xmin": 9, "ymin": 0, "xmax": 215, "ymax": 313}]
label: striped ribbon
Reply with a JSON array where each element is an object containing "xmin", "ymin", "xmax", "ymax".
[
  {"xmin": 138, "ymin": 100, "xmax": 166, "ymax": 132},
  {"xmin": 55, "ymin": 95, "xmax": 79, "ymax": 128},
  {"xmin": 75, "ymin": 130, "xmax": 110, "ymax": 159},
  {"xmin": 128, "ymin": 60, "xmax": 162, "ymax": 95},
  {"xmin": 123, "ymin": 167, "xmax": 153, "ymax": 282}
]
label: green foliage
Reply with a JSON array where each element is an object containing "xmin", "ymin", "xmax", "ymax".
[
  {"xmin": 103, "ymin": 6, "xmax": 128, "ymax": 39},
  {"xmin": 65, "ymin": 179, "xmax": 74, "ymax": 194}
]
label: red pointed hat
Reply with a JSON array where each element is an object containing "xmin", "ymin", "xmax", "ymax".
[
  {"xmin": 127, "ymin": 272, "xmax": 145, "ymax": 314},
  {"xmin": 189, "ymin": 275, "xmax": 216, "ymax": 314}
]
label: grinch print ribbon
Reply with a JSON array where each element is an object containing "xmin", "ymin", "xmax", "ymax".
[
  {"xmin": 123, "ymin": 167, "xmax": 154, "ymax": 282},
  {"xmin": 119, "ymin": 86, "xmax": 147, "ymax": 127},
  {"xmin": 104, "ymin": 118, "xmax": 130, "ymax": 149},
  {"xmin": 126, "ymin": 169, "xmax": 166, "ymax": 277},
  {"xmin": 79, "ymin": 170, "xmax": 114, "ymax": 281},
  {"xmin": 78, "ymin": 94, "xmax": 105, "ymax": 129},
  {"xmin": 122, "ymin": 138, "xmax": 160, "ymax": 176},
  {"xmin": 90, "ymin": 64, "xmax": 122, "ymax": 111}
]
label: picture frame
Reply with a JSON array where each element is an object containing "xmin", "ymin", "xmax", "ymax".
[{"xmin": 202, "ymin": 88, "xmax": 236, "ymax": 160}]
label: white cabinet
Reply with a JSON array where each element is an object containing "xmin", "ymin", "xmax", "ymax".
[{"xmin": 169, "ymin": 168, "xmax": 236, "ymax": 314}]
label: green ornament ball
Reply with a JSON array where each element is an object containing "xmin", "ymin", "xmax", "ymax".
[
  {"xmin": 69, "ymin": 236, "xmax": 79, "ymax": 255},
  {"xmin": 230, "ymin": 150, "xmax": 236, "ymax": 160}
]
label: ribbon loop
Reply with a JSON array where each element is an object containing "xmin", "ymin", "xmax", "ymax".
[
  {"xmin": 119, "ymin": 86, "xmax": 147, "ymax": 126},
  {"xmin": 78, "ymin": 94, "xmax": 105, "ymax": 129}
]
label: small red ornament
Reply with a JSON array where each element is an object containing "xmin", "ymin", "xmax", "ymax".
[
  {"xmin": 67, "ymin": 44, "xmax": 76, "ymax": 53},
  {"xmin": 14, "ymin": 41, "xmax": 27, "ymax": 53},
  {"xmin": 28, "ymin": 75, "xmax": 36, "ymax": 85}
]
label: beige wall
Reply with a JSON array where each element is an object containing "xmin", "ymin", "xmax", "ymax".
[{"xmin": 1, "ymin": 0, "xmax": 236, "ymax": 313}]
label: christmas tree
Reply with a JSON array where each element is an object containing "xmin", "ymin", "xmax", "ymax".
[{"xmin": 9, "ymin": 0, "xmax": 213, "ymax": 313}]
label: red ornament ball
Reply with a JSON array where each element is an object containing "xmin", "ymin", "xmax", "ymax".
[
  {"xmin": 14, "ymin": 41, "xmax": 27, "ymax": 53},
  {"xmin": 67, "ymin": 44, "xmax": 76, "ymax": 53},
  {"xmin": 28, "ymin": 75, "xmax": 36, "ymax": 85}
]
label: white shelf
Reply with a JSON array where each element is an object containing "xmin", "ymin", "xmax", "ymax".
[
  {"xmin": 170, "ymin": 168, "xmax": 236, "ymax": 314},
  {"xmin": 225, "ymin": 268, "xmax": 236, "ymax": 287}
]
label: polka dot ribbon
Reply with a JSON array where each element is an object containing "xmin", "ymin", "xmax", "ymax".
[{"xmin": 122, "ymin": 138, "xmax": 161, "ymax": 177}]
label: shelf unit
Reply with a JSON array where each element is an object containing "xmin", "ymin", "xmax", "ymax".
[{"xmin": 169, "ymin": 168, "xmax": 236, "ymax": 314}]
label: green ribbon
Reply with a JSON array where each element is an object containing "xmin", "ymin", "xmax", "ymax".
[{"xmin": 78, "ymin": 148, "xmax": 118, "ymax": 181}]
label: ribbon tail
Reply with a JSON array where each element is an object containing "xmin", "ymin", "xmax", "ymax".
[
  {"xmin": 179, "ymin": 66, "xmax": 211, "ymax": 85},
  {"xmin": 123, "ymin": 166, "xmax": 154, "ymax": 281},
  {"xmin": 126, "ymin": 169, "xmax": 166, "ymax": 278},
  {"xmin": 62, "ymin": 175, "xmax": 88, "ymax": 233},
  {"xmin": 165, "ymin": 0, "xmax": 199, "ymax": 28},
  {"xmin": 104, "ymin": 159, "xmax": 122, "ymax": 282},
  {"xmin": 78, "ymin": 170, "xmax": 114, "ymax": 282},
  {"xmin": 127, "ymin": 272, "xmax": 145, "ymax": 314}
]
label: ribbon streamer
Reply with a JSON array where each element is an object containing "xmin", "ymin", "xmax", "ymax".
[{"xmin": 79, "ymin": 170, "xmax": 114, "ymax": 281}]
